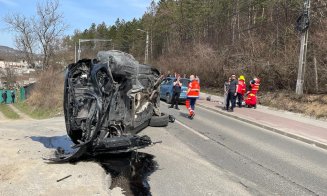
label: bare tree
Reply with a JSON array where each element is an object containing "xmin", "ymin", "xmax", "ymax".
[
  {"xmin": 33, "ymin": 0, "xmax": 67, "ymax": 68},
  {"xmin": 4, "ymin": 0, "xmax": 67, "ymax": 68},
  {"xmin": 4, "ymin": 14, "xmax": 36, "ymax": 66},
  {"xmin": 0, "ymin": 65, "xmax": 17, "ymax": 88}
]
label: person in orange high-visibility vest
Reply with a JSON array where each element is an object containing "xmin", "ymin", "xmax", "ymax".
[
  {"xmin": 245, "ymin": 78, "xmax": 260, "ymax": 108},
  {"xmin": 186, "ymin": 75, "xmax": 200, "ymax": 119}
]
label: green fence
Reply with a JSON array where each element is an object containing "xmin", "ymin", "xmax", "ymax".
[{"xmin": 0, "ymin": 88, "xmax": 26, "ymax": 104}]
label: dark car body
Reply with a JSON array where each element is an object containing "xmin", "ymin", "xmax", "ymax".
[
  {"xmin": 160, "ymin": 77, "xmax": 190, "ymax": 103},
  {"xmin": 55, "ymin": 50, "xmax": 169, "ymax": 162}
]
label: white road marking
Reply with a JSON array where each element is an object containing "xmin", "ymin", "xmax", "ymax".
[{"xmin": 175, "ymin": 119, "xmax": 210, "ymax": 140}]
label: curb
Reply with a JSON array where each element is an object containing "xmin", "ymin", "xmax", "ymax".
[{"xmin": 197, "ymin": 103, "xmax": 327, "ymax": 151}]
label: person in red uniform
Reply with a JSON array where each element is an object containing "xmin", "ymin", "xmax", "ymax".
[
  {"xmin": 245, "ymin": 77, "xmax": 260, "ymax": 108},
  {"xmin": 186, "ymin": 75, "xmax": 200, "ymax": 119},
  {"xmin": 236, "ymin": 75, "xmax": 246, "ymax": 108}
]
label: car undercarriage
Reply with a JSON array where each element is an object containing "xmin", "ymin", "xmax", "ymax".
[{"xmin": 50, "ymin": 50, "xmax": 170, "ymax": 162}]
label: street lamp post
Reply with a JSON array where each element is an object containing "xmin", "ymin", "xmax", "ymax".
[
  {"xmin": 77, "ymin": 39, "xmax": 112, "ymax": 61},
  {"xmin": 137, "ymin": 29, "xmax": 149, "ymax": 64}
]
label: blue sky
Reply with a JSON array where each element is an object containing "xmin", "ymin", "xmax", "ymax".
[{"xmin": 0, "ymin": 0, "xmax": 154, "ymax": 48}]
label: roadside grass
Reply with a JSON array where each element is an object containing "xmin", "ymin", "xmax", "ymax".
[
  {"xmin": 14, "ymin": 101, "xmax": 61, "ymax": 119},
  {"xmin": 259, "ymin": 92, "xmax": 327, "ymax": 119},
  {"xmin": 0, "ymin": 104, "xmax": 20, "ymax": 119},
  {"xmin": 13, "ymin": 67, "xmax": 64, "ymax": 120}
]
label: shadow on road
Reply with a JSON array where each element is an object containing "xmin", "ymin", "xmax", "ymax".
[
  {"xmin": 31, "ymin": 135, "xmax": 158, "ymax": 196},
  {"xmin": 179, "ymin": 112, "xmax": 189, "ymax": 119},
  {"xmin": 30, "ymin": 135, "xmax": 74, "ymax": 153}
]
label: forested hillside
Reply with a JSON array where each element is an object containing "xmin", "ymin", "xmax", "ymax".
[{"xmin": 63, "ymin": 0, "xmax": 327, "ymax": 93}]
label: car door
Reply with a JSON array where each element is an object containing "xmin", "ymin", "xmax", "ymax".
[
  {"xmin": 165, "ymin": 78, "xmax": 174, "ymax": 101},
  {"xmin": 160, "ymin": 78, "xmax": 171, "ymax": 100},
  {"xmin": 160, "ymin": 79, "xmax": 168, "ymax": 98}
]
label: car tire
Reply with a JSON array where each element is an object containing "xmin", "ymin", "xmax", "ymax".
[
  {"xmin": 149, "ymin": 113, "xmax": 169, "ymax": 127},
  {"xmin": 63, "ymin": 72, "xmax": 81, "ymax": 144},
  {"xmin": 166, "ymin": 94, "xmax": 171, "ymax": 104}
]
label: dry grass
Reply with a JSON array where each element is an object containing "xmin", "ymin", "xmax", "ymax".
[
  {"xmin": 23, "ymin": 67, "xmax": 64, "ymax": 118},
  {"xmin": 259, "ymin": 92, "xmax": 327, "ymax": 119},
  {"xmin": 0, "ymin": 104, "xmax": 20, "ymax": 119}
]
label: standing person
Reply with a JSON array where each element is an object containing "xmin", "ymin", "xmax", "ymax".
[
  {"xmin": 226, "ymin": 74, "xmax": 238, "ymax": 112},
  {"xmin": 169, "ymin": 75, "xmax": 182, "ymax": 110},
  {"xmin": 236, "ymin": 75, "xmax": 246, "ymax": 108},
  {"xmin": 223, "ymin": 77, "xmax": 231, "ymax": 110},
  {"xmin": 186, "ymin": 75, "xmax": 200, "ymax": 119},
  {"xmin": 166, "ymin": 71, "xmax": 172, "ymax": 77},
  {"xmin": 1, "ymin": 91, "xmax": 4, "ymax": 104},
  {"xmin": 11, "ymin": 90, "xmax": 15, "ymax": 104},
  {"xmin": 2, "ymin": 90, "xmax": 7, "ymax": 104}
]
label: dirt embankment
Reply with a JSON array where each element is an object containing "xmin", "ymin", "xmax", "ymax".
[{"xmin": 259, "ymin": 92, "xmax": 327, "ymax": 119}]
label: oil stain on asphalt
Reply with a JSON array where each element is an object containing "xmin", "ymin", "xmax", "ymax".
[
  {"xmin": 96, "ymin": 152, "xmax": 158, "ymax": 196},
  {"xmin": 31, "ymin": 135, "xmax": 158, "ymax": 196}
]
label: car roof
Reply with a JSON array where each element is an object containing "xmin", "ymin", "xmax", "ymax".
[{"xmin": 166, "ymin": 77, "xmax": 189, "ymax": 80}]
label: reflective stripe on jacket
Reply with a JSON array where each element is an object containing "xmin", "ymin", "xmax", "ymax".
[
  {"xmin": 187, "ymin": 80, "xmax": 200, "ymax": 98},
  {"xmin": 250, "ymin": 83, "xmax": 260, "ymax": 94}
]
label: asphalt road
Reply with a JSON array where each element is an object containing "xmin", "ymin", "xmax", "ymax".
[
  {"xmin": 0, "ymin": 102, "xmax": 326, "ymax": 196},
  {"xmin": 156, "ymin": 102, "xmax": 327, "ymax": 195}
]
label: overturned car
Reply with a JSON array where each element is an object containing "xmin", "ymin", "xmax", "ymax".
[{"xmin": 52, "ymin": 51, "xmax": 170, "ymax": 162}]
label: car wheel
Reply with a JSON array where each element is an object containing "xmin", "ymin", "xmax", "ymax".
[
  {"xmin": 166, "ymin": 94, "xmax": 171, "ymax": 104},
  {"xmin": 149, "ymin": 113, "xmax": 169, "ymax": 127},
  {"xmin": 63, "ymin": 71, "xmax": 82, "ymax": 144}
]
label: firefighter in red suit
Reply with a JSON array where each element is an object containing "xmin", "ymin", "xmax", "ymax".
[
  {"xmin": 245, "ymin": 78, "xmax": 260, "ymax": 108},
  {"xmin": 186, "ymin": 75, "xmax": 200, "ymax": 119},
  {"xmin": 236, "ymin": 75, "xmax": 246, "ymax": 108}
]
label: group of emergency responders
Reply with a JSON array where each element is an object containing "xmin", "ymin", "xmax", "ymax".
[
  {"xmin": 169, "ymin": 73, "xmax": 260, "ymax": 119},
  {"xmin": 226, "ymin": 75, "xmax": 261, "ymax": 110}
]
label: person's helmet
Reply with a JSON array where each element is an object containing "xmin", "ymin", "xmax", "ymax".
[{"xmin": 239, "ymin": 75, "xmax": 245, "ymax": 81}]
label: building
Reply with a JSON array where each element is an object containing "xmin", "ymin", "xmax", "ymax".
[{"xmin": 0, "ymin": 60, "xmax": 35, "ymax": 75}]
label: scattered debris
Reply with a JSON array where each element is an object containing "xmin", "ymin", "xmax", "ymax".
[
  {"xmin": 56, "ymin": 175, "xmax": 72, "ymax": 182},
  {"xmin": 168, "ymin": 115, "xmax": 175, "ymax": 123}
]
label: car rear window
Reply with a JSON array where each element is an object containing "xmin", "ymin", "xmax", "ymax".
[{"xmin": 180, "ymin": 79, "xmax": 189, "ymax": 87}]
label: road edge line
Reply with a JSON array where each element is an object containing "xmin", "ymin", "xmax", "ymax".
[{"xmin": 197, "ymin": 104, "xmax": 327, "ymax": 150}]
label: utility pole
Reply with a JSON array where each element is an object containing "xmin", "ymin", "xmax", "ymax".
[
  {"xmin": 137, "ymin": 29, "xmax": 149, "ymax": 64},
  {"xmin": 145, "ymin": 31, "xmax": 149, "ymax": 64},
  {"xmin": 74, "ymin": 42, "xmax": 77, "ymax": 63},
  {"xmin": 296, "ymin": 0, "xmax": 310, "ymax": 95},
  {"xmin": 150, "ymin": 30, "xmax": 153, "ymax": 61}
]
